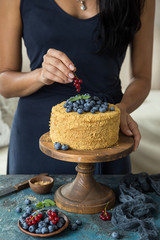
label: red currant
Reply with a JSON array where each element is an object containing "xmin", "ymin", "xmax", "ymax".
[
  {"xmin": 37, "ymin": 213, "xmax": 43, "ymax": 219},
  {"xmin": 52, "ymin": 219, "xmax": 57, "ymax": 225},
  {"xmin": 51, "ymin": 211, "xmax": 57, "ymax": 217},
  {"xmin": 34, "ymin": 216, "xmax": 40, "ymax": 222},
  {"xmin": 49, "ymin": 215, "xmax": 53, "ymax": 221},
  {"xmin": 106, "ymin": 213, "xmax": 111, "ymax": 220},
  {"xmin": 78, "ymin": 79, "xmax": 83, "ymax": 84},
  {"xmin": 74, "ymin": 79, "xmax": 79, "ymax": 84},
  {"xmin": 31, "ymin": 219, "xmax": 37, "ymax": 225},
  {"xmin": 54, "ymin": 216, "xmax": 59, "ymax": 222},
  {"xmin": 28, "ymin": 221, "xmax": 32, "ymax": 226},
  {"xmin": 25, "ymin": 218, "xmax": 30, "ymax": 223},
  {"xmin": 75, "ymin": 83, "xmax": 80, "ymax": 89},
  {"xmin": 76, "ymin": 88, "xmax": 81, "ymax": 92},
  {"xmin": 101, "ymin": 215, "xmax": 107, "ymax": 221},
  {"xmin": 47, "ymin": 210, "xmax": 52, "ymax": 216}
]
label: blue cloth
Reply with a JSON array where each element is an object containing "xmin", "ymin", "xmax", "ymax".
[
  {"xmin": 7, "ymin": 0, "xmax": 130, "ymax": 174},
  {"xmin": 111, "ymin": 173, "xmax": 160, "ymax": 240}
]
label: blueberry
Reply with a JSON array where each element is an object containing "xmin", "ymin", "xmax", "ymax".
[
  {"xmin": 73, "ymin": 107, "xmax": 78, "ymax": 112},
  {"xmin": 67, "ymin": 101, "xmax": 73, "ymax": 106},
  {"xmin": 63, "ymin": 102, "xmax": 68, "ymax": 108},
  {"xmin": 75, "ymin": 219, "xmax": 82, "ymax": 226},
  {"xmin": 19, "ymin": 216, "xmax": 25, "ymax": 224},
  {"xmin": 26, "ymin": 208, "xmax": 33, "ymax": 214},
  {"xmin": 84, "ymin": 107, "xmax": 90, "ymax": 112},
  {"xmin": 80, "ymin": 99, "xmax": 85, "ymax": 105},
  {"xmin": 96, "ymin": 100, "xmax": 102, "ymax": 105},
  {"xmin": 29, "ymin": 225, "xmax": 36, "ymax": 233},
  {"xmin": 84, "ymin": 103, "xmax": 88, "ymax": 108},
  {"xmin": 99, "ymin": 107, "xmax": 106, "ymax": 113},
  {"xmin": 26, "ymin": 206, "xmax": 33, "ymax": 212},
  {"xmin": 44, "ymin": 217, "xmax": 50, "ymax": 224},
  {"xmin": 103, "ymin": 102, "xmax": 109, "ymax": 106},
  {"xmin": 16, "ymin": 207, "xmax": 22, "ymax": 213},
  {"xmin": 35, "ymin": 228, "xmax": 42, "ymax": 234},
  {"xmin": 90, "ymin": 108, "xmax": 96, "ymax": 114},
  {"xmin": 66, "ymin": 107, "xmax": 72, "ymax": 113},
  {"xmin": 73, "ymin": 102, "xmax": 78, "ymax": 108},
  {"xmin": 77, "ymin": 109, "xmax": 83, "ymax": 114},
  {"xmin": 90, "ymin": 100, "xmax": 95, "ymax": 106},
  {"xmin": 59, "ymin": 217, "xmax": 65, "ymax": 224},
  {"xmin": 22, "ymin": 222, "xmax": 28, "ymax": 230},
  {"xmin": 76, "ymin": 100, "xmax": 80, "ymax": 104},
  {"xmin": 86, "ymin": 102, "xmax": 91, "ymax": 108},
  {"xmin": 78, "ymin": 104, "xmax": 84, "ymax": 109},
  {"xmin": 22, "ymin": 212, "xmax": 29, "ymax": 218},
  {"xmin": 61, "ymin": 144, "xmax": 69, "ymax": 151},
  {"xmin": 48, "ymin": 225, "xmax": 54, "ymax": 233},
  {"xmin": 38, "ymin": 221, "xmax": 47, "ymax": 228},
  {"xmin": 41, "ymin": 226, "xmax": 49, "ymax": 234},
  {"xmin": 54, "ymin": 209, "xmax": 59, "ymax": 215},
  {"xmin": 25, "ymin": 199, "xmax": 31, "ymax": 205},
  {"xmin": 54, "ymin": 142, "xmax": 61, "ymax": 150},
  {"xmin": 71, "ymin": 223, "xmax": 78, "ymax": 231},
  {"xmin": 111, "ymin": 232, "xmax": 120, "ymax": 239},
  {"xmin": 57, "ymin": 221, "xmax": 64, "ymax": 228},
  {"xmin": 110, "ymin": 107, "xmax": 115, "ymax": 111}
]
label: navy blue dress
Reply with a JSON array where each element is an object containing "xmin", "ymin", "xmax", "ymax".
[{"xmin": 7, "ymin": 0, "xmax": 131, "ymax": 174}]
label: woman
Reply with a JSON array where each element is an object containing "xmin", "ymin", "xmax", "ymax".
[{"xmin": 0, "ymin": 0, "xmax": 155, "ymax": 174}]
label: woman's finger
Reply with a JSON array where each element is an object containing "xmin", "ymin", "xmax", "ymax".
[
  {"xmin": 127, "ymin": 115, "xmax": 141, "ymax": 151},
  {"xmin": 43, "ymin": 54, "xmax": 75, "ymax": 81},
  {"xmin": 47, "ymin": 49, "xmax": 76, "ymax": 71},
  {"xmin": 42, "ymin": 62, "xmax": 73, "ymax": 84}
]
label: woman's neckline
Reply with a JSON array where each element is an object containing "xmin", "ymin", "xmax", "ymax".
[{"xmin": 51, "ymin": 0, "xmax": 99, "ymax": 22}]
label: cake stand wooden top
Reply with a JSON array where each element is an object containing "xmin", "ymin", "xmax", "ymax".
[{"xmin": 39, "ymin": 132, "xmax": 134, "ymax": 163}]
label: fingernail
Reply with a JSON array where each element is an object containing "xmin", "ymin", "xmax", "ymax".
[
  {"xmin": 68, "ymin": 72, "xmax": 74, "ymax": 78},
  {"xmin": 127, "ymin": 130, "xmax": 133, "ymax": 135},
  {"xmin": 68, "ymin": 78, "xmax": 73, "ymax": 82},
  {"xmin": 69, "ymin": 64, "xmax": 75, "ymax": 71}
]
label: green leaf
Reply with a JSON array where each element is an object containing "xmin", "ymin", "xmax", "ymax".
[
  {"xmin": 36, "ymin": 202, "xmax": 43, "ymax": 209},
  {"xmin": 43, "ymin": 199, "xmax": 56, "ymax": 205},
  {"xmin": 68, "ymin": 94, "xmax": 91, "ymax": 102},
  {"xmin": 36, "ymin": 199, "xmax": 56, "ymax": 209}
]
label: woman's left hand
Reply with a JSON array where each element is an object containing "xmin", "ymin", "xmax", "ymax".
[{"xmin": 116, "ymin": 104, "xmax": 141, "ymax": 151}]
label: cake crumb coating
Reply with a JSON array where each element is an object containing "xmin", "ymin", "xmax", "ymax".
[{"xmin": 50, "ymin": 101, "xmax": 120, "ymax": 150}]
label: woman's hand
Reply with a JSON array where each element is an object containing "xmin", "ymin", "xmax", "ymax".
[
  {"xmin": 116, "ymin": 103, "xmax": 141, "ymax": 151},
  {"xmin": 40, "ymin": 49, "xmax": 76, "ymax": 85}
]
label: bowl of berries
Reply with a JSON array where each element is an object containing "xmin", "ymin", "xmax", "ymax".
[
  {"xmin": 18, "ymin": 208, "xmax": 69, "ymax": 237},
  {"xmin": 29, "ymin": 175, "xmax": 54, "ymax": 194}
]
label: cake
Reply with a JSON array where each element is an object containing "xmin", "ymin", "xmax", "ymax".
[{"xmin": 49, "ymin": 95, "xmax": 120, "ymax": 150}]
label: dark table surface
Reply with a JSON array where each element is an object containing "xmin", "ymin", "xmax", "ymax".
[{"xmin": 0, "ymin": 174, "xmax": 160, "ymax": 240}]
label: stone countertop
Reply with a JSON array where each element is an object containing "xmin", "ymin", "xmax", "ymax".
[{"xmin": 0, "ymin": 174, "xmax": 160, "ymax": 240}]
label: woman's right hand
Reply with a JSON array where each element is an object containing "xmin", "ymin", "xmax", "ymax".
[{"xmin": 40, "ymin": 49, "xmax": 76, "ymax": 85}]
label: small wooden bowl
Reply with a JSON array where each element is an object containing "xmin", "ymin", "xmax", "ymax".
[{"xmin": 29, "ymin": 175, "xmax": 54, "ymax": 194}]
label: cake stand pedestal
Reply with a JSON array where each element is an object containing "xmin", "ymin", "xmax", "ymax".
[{"xmin": 39, "ymin": 132, "xmax": 134, "ymax": 214}]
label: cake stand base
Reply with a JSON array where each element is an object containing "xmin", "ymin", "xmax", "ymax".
[
  {"xmin": 54, "ymin": 163, "xmax": 115, "ymax": 214},
  {"xmin": 39, "ymin": 132, "xmax": 134, "ymax": 214}
]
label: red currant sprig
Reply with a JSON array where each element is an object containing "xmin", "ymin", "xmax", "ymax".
[
  {"xmin": 47, "ymin": 210, "xmax": 59, "ymax": 224},
  {"xmin": 99, "ymin": 202, "xmax": 112, "ymax": 221},
  {"xmin": 73, "ymin": 73, "xmax": 83, "ymax": 93},
  {"xmin": 25, "ymin": 212, "xmax": 43, "ymax": 226}
]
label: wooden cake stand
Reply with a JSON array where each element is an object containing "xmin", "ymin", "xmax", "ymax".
[{"xmin": 39, "ymin": 132, "xmax": 134, "ymax": 214}]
